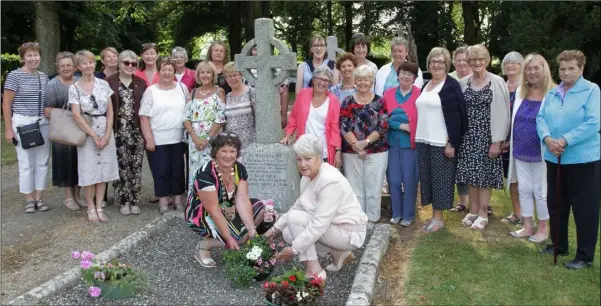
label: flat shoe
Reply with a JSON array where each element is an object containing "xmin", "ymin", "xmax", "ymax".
[
  {"xmin": 64, "ymin": 199, "xmax": 80, "ymax": 211},
  {"xmin": 35, "ymin": 200, "xmax": 50, "ymax": 212},
  {"xmin": 509, "ymin": 228, "xmax": 531, "ymax": 238},
  {"xmin": 96, "ymin": 208, "xmax": 109, "ymax": 222},
  {"xmin": 24, "ymin": 200, "xmax": 37, "ymax": 213},
  {"xmin": 528, "ymin": 233, "xmax": 548, "ymax": 243},
  {"xmin": 326, "ymin": 251, "xmax": 354, "ymax": 272},
  {"xmin": 87, "ymin": 209, "xmax": 100, "ymax": 222},
  {"xmin": 194, "ymin": 254, "xmax": 217, "ymax": 268}
]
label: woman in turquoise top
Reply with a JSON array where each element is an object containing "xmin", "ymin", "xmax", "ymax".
[
  {"xmin": 536, "ymin": 50, "xmax": 600, "ymax": 270},
  {"xmin": 329, "ymin": 52, "xmax": 358, "ymax": 103}
]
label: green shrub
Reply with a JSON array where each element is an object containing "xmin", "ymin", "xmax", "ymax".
[{"xmin": 1, "ymin": 53, "xmax": 22, "ymax": 87}]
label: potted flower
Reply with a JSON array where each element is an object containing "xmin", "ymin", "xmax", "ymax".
[
  {"xmin": 223, "ymin": 235, "xmax": 285, "ymax": 287},
  {"xmin": 262, "ymin": 268, "xmax": 325, "ymax": 306},
  {"xmin": 256, "ymin": 199, "xmax": 279, "ymax": 234},
  {"xmin": 72, "ymin": 251, "xmax": 147, "ymax": 299}
]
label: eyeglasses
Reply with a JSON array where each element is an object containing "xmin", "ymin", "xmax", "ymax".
[
  {"xmin": 471, "ymin": 58, "xmax": 486, "ymax": 64},
  {"xmin": 90, "ymin": 95, "xmax": 98, "ymax": 109},
  {"xmin": 59, "ymin": 64, "xmax": 74, "ymax": 69},
  {"xmin": 313, "ymin": 77, "xmax": 330, "ymax": 83},
  {"xmin": 430, "ymin": 60, "xmax": 446, "ymax": 66},
  {"xmin": 225, "ymin": 74, "xmax": 241, "ymax": 80},
  {"xmin": 122, "ymin": 60, "xmax": 138, "ymax": 68},
  {"xmin": 312, "ymin": 44, "xmax": 326, "ymax": 48}
]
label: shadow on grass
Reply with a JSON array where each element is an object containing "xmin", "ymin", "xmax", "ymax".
[{"xmin": 403, "ymin": 191, "xmax": 600, "ymax": 306}]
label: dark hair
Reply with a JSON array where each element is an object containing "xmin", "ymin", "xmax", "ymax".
[
  {"xmin": 397, "ymin": 61, "xmax": 419, "ymax": 77},
  {"xmin": 210, "ymin": 133, "xmax": 242, "ymax": 158},
  {"xmin": 336, "ymin": 52, "xmax": 357, "ymax": 70},
  {"xmin": 159, "ymin": 57, "xmax": 175, "ymax": 71},
  {"xmin": 139, "ymin": 43, "xmax": 160, "ymax": 70},
  {"xmin": 350, "ymin": 34, "xmax": 371, "ymax": 56}
]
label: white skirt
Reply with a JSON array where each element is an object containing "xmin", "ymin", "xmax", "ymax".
[{"xmin": 77, "ymin": 116, "xmax": 119, "ymax": 186}]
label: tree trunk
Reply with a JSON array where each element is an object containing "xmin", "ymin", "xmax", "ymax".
[
  {"xmin": 462, "ymin": 1, "xmax": 478, "ymax": 45},
  {"xmin": 244, "ymin": 1, "xmax": 262, "ymax": 42},
  {"xmin": 344, "ymin": 1, "xmax": 353, "ymax": 50},
  {"xmin": 261, "ymin": 1, "xmax": 270, "ymax": 18},
  {"xmin": 327, "ymin": 1, "xmax": 333, "ymax": 36},
  {"xmin": 228, "ymin": 1, "xmax": 242, "ymax": 58},
  {"xmin": 34, "ymin": 1, "xmax": 60, "ymax": 74}
]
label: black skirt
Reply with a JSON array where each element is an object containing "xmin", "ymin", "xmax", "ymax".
[{"xmin": 52, "ymin": 142, "xmax": 78, "ymax": 187}]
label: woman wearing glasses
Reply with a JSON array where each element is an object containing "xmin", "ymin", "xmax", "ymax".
[
  {"xmin": 281, "ymin": 66, "xmax": 342, "ymax": 168},
  {"xmin": 68, "ymin": 50, "xmax": 119, "ymax": 223},
  {"xmin": 172, "ymin": 46, "xmax": 196, "ymax": 92},
  {"xmin": 183, "ymin": 61, "xmax": 226, "ymax": 192},
  {"xmin": 105, "ymin": 50, "xmax": 147, "ymax": 215},
  {"xmin": 295, "ymin": 35, "xmax": 340, "ymax": 95},
  {"xmin": 223, "ymin": 62, "xmax": 256, "ymax": 156}
]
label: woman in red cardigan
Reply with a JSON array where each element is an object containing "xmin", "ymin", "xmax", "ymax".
[
  {"xmin": 280, "ymin": 66, "xmax": 342, "ymax": 167},
  {"xmin": 172, "ymin": 46, "xmax": 196, "ymax": 92}
]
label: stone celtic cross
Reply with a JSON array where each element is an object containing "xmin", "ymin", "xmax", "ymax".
[
  {"xmin": 235, "ymin": 18, "xmax": 297, "ymax": 143},
  {"xmin": 326, "ymin": 36, "xmax": 346, "ymax": 62}
]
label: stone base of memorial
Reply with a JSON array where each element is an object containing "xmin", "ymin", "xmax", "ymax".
[{"xmin": 242, "ymin": 143, "xmax": 300, "ymax": 213}]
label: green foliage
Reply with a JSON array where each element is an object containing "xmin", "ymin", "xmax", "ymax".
[
  {"xmin": 74, "ymin": 251, "xmax": 148, "ymax": 292},
  {"xmin": 223, "ymin": 236, "xmax": 280, "ymax": 288},
  {"xmin": 1, "ymin": 53, "xmax": 22, "ymax": 86},
  {"xmin": 263, "ymin": 267, "xmax": 325, "ymax": 306}
]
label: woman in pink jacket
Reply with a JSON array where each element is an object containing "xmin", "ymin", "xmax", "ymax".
[{"xmin": 279, "ymin": 66, "xmax": 342, "ymax": 168}]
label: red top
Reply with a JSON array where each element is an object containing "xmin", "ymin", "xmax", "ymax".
[
  {"xmin": 383, "ymin": 86, "xmax": 421, "ymax": 149},
  {"xmin": 175, "ymin": 68, "xmax": 196, "ymax": 92},
  {"xmin": 134, "ymin": 69, "xmax": 159, "ymax": 86},
  {"xmin": 285, "ymin": 88, "xmax": 342, "ymax": 165}
]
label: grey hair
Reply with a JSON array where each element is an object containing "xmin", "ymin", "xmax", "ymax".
[
  {"xmin": 501, "ymin": 51, "xmax": 525, "ymax": 75},
  {"xmin": 118, "ymin": 50, "xmax": 138, "ymax": 65},
  {"xmin": 390, "ymin": 37, "xmax": 409, "ymax": 51},
  {"xmin": 353, "ymin": 64, "xmax": 375, "ymax": 82},
  {"xmin": 312, "ymin": 65, "xmax": 333, "ymax": 83},
  {"xmin": 452, "ymin": 46, "xmax": 469, "ymax": 64},
  {"xmin": 55, "ymin": 51, "xmax": 74, "ymax": 66},
  {"xmin": 293, "ymin": 134, "xmax": 323, "ymax": 158},
  {"xmin": 171, "ymin": 46, "xmax": 188, "ymax": 60}
]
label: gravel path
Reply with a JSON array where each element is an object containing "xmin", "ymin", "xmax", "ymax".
[
  {"xmin": 39, "ymin": 219, "xmax": 373, "ymax": 305},
  {"xmin": 1, "ymin": 162, "xmax": 165, "ymax": 303}
]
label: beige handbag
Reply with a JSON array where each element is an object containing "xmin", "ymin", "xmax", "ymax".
[{"xmin": 48, "ymin": 88, "xmax": 90, "ymax": 146}]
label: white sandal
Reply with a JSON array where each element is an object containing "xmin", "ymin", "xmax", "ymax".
[
  {"xmin": 461, "ymin": 213, "xmax": 478, "ymax": 226},
  {"xmin": 471, "ymin": 217, "xmax": 488, "ymax": 230},
  {"xmin": 194, "ymin": 241, "xmax": 216, "ymax": 268}
]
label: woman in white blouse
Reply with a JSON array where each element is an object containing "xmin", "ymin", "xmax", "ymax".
[
  {"xmin": 264, "ymin": 134, "xmax": 368, "ymax": 281},
  {"xmin": 139, "ymin": 57, "xmax": 189, "ymax": 214},
  {"xmin": 69, "ymin": 50, "xmax": 119, "ymax": 223},
  {"xmin": 375, "ymin": 37, "xmax": 424, "ymax": 97}
]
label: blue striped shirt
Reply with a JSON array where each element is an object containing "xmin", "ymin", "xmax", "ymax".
[{"xmin": 3, "ymin": 68, "xmax": 48, "ymax": 116}]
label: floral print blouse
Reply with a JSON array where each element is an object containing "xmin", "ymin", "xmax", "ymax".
[{"xmin": 339, "ymin": 94, "xmax": 389, "ymax": 154}]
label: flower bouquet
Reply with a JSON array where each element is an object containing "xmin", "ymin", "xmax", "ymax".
[
  {"xmin": 262, "ymin": 268, "xmax": 325, "ymax": 306},
  {"xmin": 223, "ymin": 235, "xmax": 285, "ymax": 287},
  {"xmin": 72, "ymin": 251, "xmax": 147, "ymax": 299}
]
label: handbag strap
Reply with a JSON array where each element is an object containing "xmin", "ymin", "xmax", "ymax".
[{"xmin": 37, "ymin": 72, "xmax": 42, "ymax": 118}]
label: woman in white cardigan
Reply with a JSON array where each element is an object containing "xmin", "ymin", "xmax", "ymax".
[
  {"xmin": 506, "ymin": 54, "xmax": 556, "ymax": 242},
  {"xmin": 264, "ymin": 134, "xmax": 368, "ymax": 281},
  {"xmin": 374, "ymin": 37, "xmax": 424, "ymax": 97}
]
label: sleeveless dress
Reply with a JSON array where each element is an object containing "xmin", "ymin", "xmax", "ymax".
[
  {"xmin": 455, "ymin": 80, "xmax": 503, "ymax": 189},
  {"xmin": 224, "ymin": 87, "xmax": 256, "ymax": 150}
]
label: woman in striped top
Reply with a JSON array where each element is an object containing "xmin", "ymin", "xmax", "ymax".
[{"xmin": 2, "ymin": 42, "xmax": 51, "ymax": 213}]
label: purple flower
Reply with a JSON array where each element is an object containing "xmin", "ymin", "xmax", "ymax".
[
  {"xmin": 88, "ymin": 286, "xmax": 101, "ymax": 297},
  {"xmin": 80, "ymin": 259, "xmax": 93, "ymax": 269},
  {"xmin": 71, "ymin": 251, "xmax": 81, "ymax": 260},
  {"xmin": 270, "ymin": 258, "xmax": 277, "ymax": 265},
  {"xmin": 94, "ymin": 271, "xmax": 105, "ymax": 280},
  {"xmin": 257, "ymin": 258, "xmax": 263, "ymax": 265},
  {"xmin": 81, "ymin": 251, "xmax": 95, "ymax": 260}
]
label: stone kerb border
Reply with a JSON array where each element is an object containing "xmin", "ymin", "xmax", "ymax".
[
  {"xmin": 346, "ymin": 224, "xmax": 391, "ymax": 306},
  {"xmin": 7, "ymin": 212, "xmax": 179, "ymax": 306}
]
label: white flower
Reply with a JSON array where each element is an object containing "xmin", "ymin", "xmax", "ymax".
[
  {"xmin": 303, "ymin": 292, "xmax": 309, "ymax": 298},
  {"xmin": 297, "ymin": 292, "xmax": 303, "ymax": 301},
  {"xmin": 246, "ymin": 246, "xmax": 263, "ymax": 261},
  {"xmin": 272, "ymin": 293, "xmax": 277, "ymax": 299}
]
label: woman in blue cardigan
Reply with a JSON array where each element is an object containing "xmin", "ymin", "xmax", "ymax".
[{"xmin": 536, "ymin": 50, "xmax": 600, "ymax": 270}]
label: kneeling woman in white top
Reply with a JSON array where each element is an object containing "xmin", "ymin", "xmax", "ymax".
[
  {"xmin": 139, "ymin": 57, "xmax": 189, "ymax": 214},
  {"xmin": 264, "ymin": 134, "xmax": 368, "ymax": 281}
]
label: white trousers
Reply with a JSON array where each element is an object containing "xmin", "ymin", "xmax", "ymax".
[
  {"xmin": 12, "ymin": 114, "xmax": 50, "ymax": 194},
  {"xmin": 343, "ymin": 151, "xmax": 388, "ymax": 222},
  {"xmin": 515, "ymin": 159, "xmax": 549, "ymax": 220},
  {"xmin": 281, "ymin": 210, "xmax": 365, "ymax": 262}
]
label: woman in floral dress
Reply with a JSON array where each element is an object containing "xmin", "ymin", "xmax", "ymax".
[
  {"xmin": 106, "ymin": 50, "xmax": 147, "ymax": 215},
  {"xmin": 223, "ymin": 62, "xmax": 256, "ymax": 157},
  {"xmin": 184, "ymin": 61, "xmax": 226, "ymax": 192}
]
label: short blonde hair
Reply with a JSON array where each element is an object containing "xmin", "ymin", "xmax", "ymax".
[
  {"xmin": 222, "ymin": 61, "xmax": 239, "ymax": 76},
  {"xmin": 426, "ymin": 47, "xmax": 452, "ymax": 73},
  {"xmin": 501, "ymin": 51, "xmax": 525, "ymax": 75},
  {"xmin": 74, "ymin": 50, "xmax": 96, "ymax": 67},
  {"xmin": 293, "ymin": 134, "xmax": 323, "ymax": 158},
  {"xmin": 195, "ymin": 60, "xmax": 218, "ymax": 84},
  {"xmin": 556, "ymin": 50, "xmax": 586, "ymax": 69},
  {"xmin": 519, "ymin": 53, "xmax": 557, "ymax": 99},
  {"xmin": 466, "ymin": 44, "xmax": 491, "ymax": 66},
  {"xmin": 353, "ymin": 64, "xmax": 375, "ymax": 82}
]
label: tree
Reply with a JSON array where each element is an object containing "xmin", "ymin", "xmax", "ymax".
[
  {"xmin": 34, "ymin": 1, "xmax": 60, "ymax": 73},
  {"xmin": 343, "ymin": 1, "xmax": 353, "ymax": 50}
]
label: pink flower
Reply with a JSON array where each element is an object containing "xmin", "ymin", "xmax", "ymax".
[
  {"xmin": 80, "ymin": 259, "xmax": 93, "ymax": 269},
  {"xmin": 269, "ymin": 258, "xmax": 276, "ymax": 265},
  {"xmin": 71, "ymin": 251, "xmax": 81, "ymax": 259},
  {"xmin": 278, "ymin": 241, "xmax": 285, "ymax": 247},
  {"xmin": 270, "ymin": 243, "xmax": 276, "ymax": 250},
  {"xmin": 88, "ymin": 286, "xmax": 101, "ymax": 297},
  {"xmin": 94, "ymin": 271, "xmax": 105, "ymax": 280},
  {"xmin": 257, "ymin": 258, "xmax": 263, "ymax": 265},
  {"xmin": 81, "ymin": 251, "xmax": 95, "ymax": 260}
]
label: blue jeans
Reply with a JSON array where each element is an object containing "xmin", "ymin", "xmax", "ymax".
[{"xmin": 387, "ymin": 147, "xmax": 418, "ymax": 221}]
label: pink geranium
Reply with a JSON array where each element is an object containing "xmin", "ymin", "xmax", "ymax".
[{"xmin": 88, "ymin": 286, "xmax": 101, "ymax": 297}]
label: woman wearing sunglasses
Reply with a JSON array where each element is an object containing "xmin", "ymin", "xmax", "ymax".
[
  {"xmin": 105, "ymin": 50, "xmax": 147, "ymax": 215},
  {"xmin": 68, "ymin": 50, "xmax": 119, "ymax": 223}
]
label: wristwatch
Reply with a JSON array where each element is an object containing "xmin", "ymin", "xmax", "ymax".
[{"xmin": 365, "ymin": 137, "xmax": 370, "ymax": 144}]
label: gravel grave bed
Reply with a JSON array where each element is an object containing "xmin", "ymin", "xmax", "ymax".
[{"xmin": 40, "ymin": 219, "xmax": 373, "ymax": 305}]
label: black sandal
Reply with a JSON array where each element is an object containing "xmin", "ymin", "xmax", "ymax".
[
  {"xmin": 35, "ymin": 200, "xmax": 50, "ymax": 212},
  {"xmin": 24, "ymin": 200, "xmax": 36, "ymax": 213}
]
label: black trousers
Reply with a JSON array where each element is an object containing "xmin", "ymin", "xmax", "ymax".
[
  {"xmin": 147, "ymin": 143, "xmax": 185, "ymax": 198},
  {"xmin": 546, "ymin": 160, "xmax": 600, "ymax": 262}
]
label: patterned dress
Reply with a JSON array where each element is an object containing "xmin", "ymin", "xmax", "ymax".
[
  {"xmin": 339, "ymin": 94, "xmax": 388, "ymax": 154},
  {"xmin": 113, "ymin": 82, "xmax": 144, "ymax": 207},
  {"xmin": 224, "ymin": 87, "xmax": 256, "ymax": 150},
  {"xmin": 185, "ymin": 160, "xmax": 266, "ymax": 243},
  {"xmin": 456, "ymin": 81, "xmax": 503, "ymax": 189},
  {"xmin": 184, "ymin": 91, "xmax": 226, "ymax": 191}
]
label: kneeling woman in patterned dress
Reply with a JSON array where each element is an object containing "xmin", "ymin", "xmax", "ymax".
[{"xmin": 185, "ymin": 132, "xmax": 268, "ymax": 267}]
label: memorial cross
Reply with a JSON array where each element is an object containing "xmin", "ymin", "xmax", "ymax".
[{"xmin": 326, "ymin": 36, "xmax": 346, "ymax": 62}]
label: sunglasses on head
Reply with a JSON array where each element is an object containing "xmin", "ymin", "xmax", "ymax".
[
  {"xmin": 122, "ymin": 60, "xmax": 137, "ymax": 68},
  {"xmin": 90, "ymin": 95, "xmax": 98, "ymax": 109},
  {"xmin": 217, "ymin": 132, "xmax": 239, "ymax": 138}
]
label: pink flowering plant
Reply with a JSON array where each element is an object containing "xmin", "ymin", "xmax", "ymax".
[
  {"xmin": 223, "ymin": 235, "xmax": 285, "ymax": 287},
  {"xmin": 72, "ymin": 251, "xmax": 147, "ymax": 298}
]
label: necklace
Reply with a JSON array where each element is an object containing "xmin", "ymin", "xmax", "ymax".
[
  {"xmin": 506, "ymin": 80, "xmax": 519, "ymax": 87},
  {"xmin": 355, "ymin": 93, "xmax": 372, "ymax": 105},
  {"xmin": 472, "ymin": 74, "xmax": 489, "ymax": 86}
]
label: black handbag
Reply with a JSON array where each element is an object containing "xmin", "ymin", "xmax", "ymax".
[{"xmin": 16, "ymin": 72, "xmax": 45, "ymax": 149}]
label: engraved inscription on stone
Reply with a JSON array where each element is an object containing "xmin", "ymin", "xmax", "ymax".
[{"xmin": 245, "ymin": 152, "xmax": 289, "ymax": 191}]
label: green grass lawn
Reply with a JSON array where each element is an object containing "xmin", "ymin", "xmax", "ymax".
[
  {"xmin": 1, "ymin": 120, "xmax": 17, "ymax": 166},
  {"xmin": 404, "ymin": 191, "xmax": 600, "ymax": 305}
]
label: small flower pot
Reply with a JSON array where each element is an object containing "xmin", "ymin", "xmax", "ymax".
[
  {"xmin": 95, "ymin": 282, "xmax": 136, "ymax": 299},
  {"xmin": 254, "ymin": 270, "xmax": 272, "ymax": 282}
]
